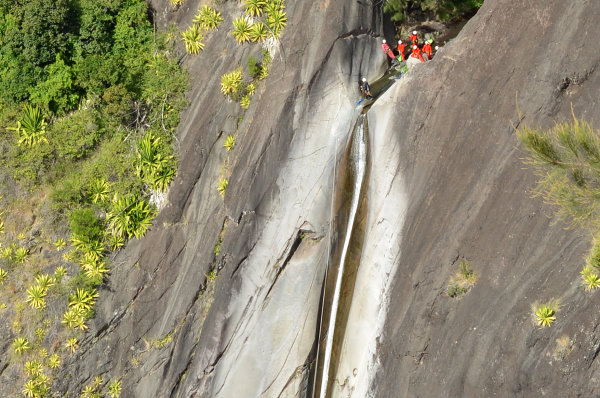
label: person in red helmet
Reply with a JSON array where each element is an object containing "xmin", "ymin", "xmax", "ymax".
[
  {"xmin": 422, "ymin": 40, "xmax": 432, "ymax": 60},
  {"xmin": 381, "ymin": 39, "xmax": 396, "ymax": 60},
  {"xmin": 409, "ymin": 30, "xmax": 418, "ymax": 45},
  {"xmin": 396, "ymin": 39, "xmax": 406, "ymax": 61},
  {"xmin": 410, "ymin": 44, "xmax": 424, "ymax": 62}
]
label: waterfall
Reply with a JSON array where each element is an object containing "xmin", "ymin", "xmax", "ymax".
[{"xmin": 319, "ymin": 114, "xmax": 367, "ymax": 398}]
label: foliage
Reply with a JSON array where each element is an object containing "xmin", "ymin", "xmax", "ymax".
[
  {"xmin": 193, "ymin": 6, "xmax": 223, "ymax": 30},
  {"xmin": 14, "ymin": 247, "xmax": 29, "ymax": 263},
  {"xmin": 13, "ymin": 337, "xmax": 31, "ymax": 355},
  {"xmin": 171, "ymin": 0, "xmax": 184, "ymax": 5},
  {"xmin": 7, "ymin": 105, "xmax": 48, "ymax": 147},
  {"xmin": 240, "ymin": 95, "xmax": 251, "ymax": 109},
  {"xmin": 587, "ymin": 238, "xmax": 600, "ymax": 270},
  {"xmin": 108, "ymin": 379, "xmax": 122, "ymax": 398},
  {"xmin": 232, "ymin": 17, "xmax": 253, "ymax": 43},
  {"xmin": 65, "ymin": 337, "xmax": 78, "ymax": 353},
  {"xmin": 383, "ymin": 0, "xmax": 483, "ymax": 22},
  {"xmin": 69, "ymin": 208, "xmax": 103, "ymax": 244},
  {"xmin": 106, "ymin": 195, "xmax": 156, "ymax": 239},
  {"xmin": 250, "ymin": 22, "xmax": 269, "ymax": 42},
  {"xmin": 447, "ymin": 260, "xmax": 477, "ymax": 298},
  {"xmin": 48, "ymin": 354, "xmax": 60, "ymax": 369},
  {"xmin": 224, "ymin": 135, "xmax": 236, "ymax": 151},
  {"xmin": 220, "ymin": 68, "xmax": 244, "ymax": 98},
  {"xmin": 217, "ymin": 179, "xmax": 228, "ymax": 196},
  {"xmin": 135, "ymin": 132, "xmax": 176, "ymax": 191},
  {"xmin": 181, "ymin": 24, "xmax": 205, "ymax": 54},
  {"xmin": 0, "ymin": 267, "xmax": 6, "ymax": 284},
  {"xmin": 54, "ymin": 238, "xmax": 66, "ymax": 251},
  {"xmin": 266, "ymin": 5, "xmax": 287, "ymax": 37},
  {"xmin": 533, "ymin": 300, "xmax": 558, "ymax": 328},
  {"xmin": 88, "ymin": 178, "xmax": 111, "ymax": 205},
  {"xmin": 581, "ymin": 266, "xmax": 600, "ymax": 291},
  {"xmin": 245, "ymin": 0, "xmax": 266, "ymax": 17},
  {"xmin": 516, "ymin": 116, "xmax": 600, "ymax": 231}
]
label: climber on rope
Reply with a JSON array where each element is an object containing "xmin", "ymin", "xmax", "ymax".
[
  {"xmin": 410, "ymin": 30, "xmax": 418, "ymax": 45},
  {"xmin": 410, "ymin": 45, "xmax": 425, "ymax": 62},
  {"xmin": 359, "ymin": 77, "xmax": 372, "ymax": 99},
  {"xmin": 422, "ymin": 40, "xmax": 433, "ymax": 60},
  {"xmin": 397, "ymin": 40, "xmax": 406, "ymax": 61},
  {"xmin": 381, "ymin": 39, "xmax": 396, "ymax": 61}
]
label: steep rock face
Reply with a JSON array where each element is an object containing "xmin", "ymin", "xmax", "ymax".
[
  {"xmin": 370, "ymin": 0, "xmax": 600, "ymax": 396},
  {"xmin": 54, "ymin": 0, "xmax": 387, "ymax": 396}
]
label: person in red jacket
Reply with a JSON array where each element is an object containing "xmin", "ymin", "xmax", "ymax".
[
  {"xmin": 381, "ymin": 39, "xmax": 396, "ymax": 60},
  {"xmin": 410, "ymin": 45, "xmax": 424, "ymax": 62},
  {"xmin": 409, "ymin": 30, "xmax": 418, "ymax": 45},
  {"xmin": 396, "ymin": 40, "xmax": 406, "ymax": 61},
  {"xmin": 422, "ymin": 40, "xmax": 432, "ymax": 60}
]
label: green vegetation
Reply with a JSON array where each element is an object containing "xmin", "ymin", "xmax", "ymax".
[
  {"xmin": 383, "ymin": 0, "xmax": 484, "ymax": 22},
  {"xmin": 181, "ymin": 24, "xmax": 205, "ymax": 54},
  {"xmin": 108, "ymin": 379, "xmax": 122, "ymax": 398},
  {"xmin": 218, "ymin": 179, "xmax": 229, "ymax": 196},
  {"xmin": 446, "ymin": 260, "xmax": 477, "ymax": 298},
  {"xmin": 224, "ymin": 135, "xmax": 236, "ymax": 151},
  {"xmin": 194, "ymin": 6, "xmax": 223, "ymax": 31},
  {"xmin": 533, "ymin": 300, "xmax": 558, "ymax": 328}
]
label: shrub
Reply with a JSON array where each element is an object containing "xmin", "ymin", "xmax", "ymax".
[
  {"xmin": 181, "ymin": 24, "xmax": 205, "ymax": 54},
  {"xmin": 220, "ymin": 68, "xmax": 243, "ymax": 98},
  {"xmin": 240, "ymin": 95, "xmax": 251, "ymax": 109},
  {"xmin": 13, "ymin": 337, "xmax": 31, "ymax": 355},
  {"xmin": 193, "ymin": 6, "xmax": 223, "ymax": 30},
  {"xmin": 446, "ymin": 260, "xmax": 477, "ymax": 298},
  {"xmin": 247, "ymin": 56, "xmax": 262, "ymax": 79},
  {"xmin": 108, "ymin": 379, "xmax": 122, "ymax": 398},
  {"xmin": 8, "ymin": 105, "xmax": 48, "ymax": 147},
  {"xmin": 581, "ymin": 266, "xmax": 600, "ymax": 290},
  {"xmin": 245, "ymin": 0, "xmax": 266, "ymax": 17},
  {"xmin": 69, "ymin": 208, "xmax": 103, "ymax": 244},
  {"xmin": 533, "ymin": 299, "xmax": 559, "ymax": 328},
  {"xmin": 26, "ymin": 285, "xmax": 48, "ymax": 309},
  {"xmin": 266, "ymin": 5, "xmax": 287, "ymax": 37},
  {"xmin": 232, "ymin": 17, "xmax": 252, "ymax": 43}
]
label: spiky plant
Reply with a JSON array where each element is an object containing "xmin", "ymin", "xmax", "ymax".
[
  {"xmin": 22, "ymin": 380, "xmax": 38, "ymax": 398},
  {"xmin": 240, "ymin": 95, "xmax": 251, "ymax": 109},
  {"xmin": 106, "ymin": 233, "xmax": 124, "ymax": 251},
  {"xmin": 13, "ymin": 337, "xmax": 31, "ymax": 355},
  {"xmin": 581, "ymin": 265, "xmax": 600, "ymax": 290},
  {"xmin": 232, "ymin": 17, "xmax": 252, "ymax": 43},
  {"xmin": 258, "ymin": 65, "xmax": 269, "ymax": 80},
  {"xmin": 224, "ymin": 135, "xmax": 236, "ymax": 151},
  {"xmin": 65, "ymin": 337, "xmax": 78, "ymax": 353},
  {"xmin": 62, "ymin": 308, "xmax": 84, "ymax": 330},
  {"xmin": 193, "ymin": 6, "xmax": 223, "ymax": 30},
  {"xmin": 83, "ymin": 260, "xmax": 109, "ymax": 281},
  {"xmin": 151, "ymin": 166, "xmax": 176, "ymax": 192},
  {"xmin": 35, "ymin": 274, "xmax": 55, "ymax": 291},
  {"xmin": 34, "ymin": 328, "xmax": 46, "ymax": 342},
  {"xmin": 128, "ymin": 200, "xmax": 156, "ymax": 239},
  {"xmin": 54, "ymin": 266, "xmax": 67, "ymax": 282},
  {"xmin": 14, "ymin": 247, "xmax": 28, "ymax": 263},
  {"xmin": 266, "ymin": 7, "xmax": 287, "ymax": 37},
  {"xmin": 0, "ymin": 267, "xmax": 7, "ymax": 284},
  {"xmin": 0, "ymin": 246, "xmax": 11, "ymax": 259},
  {"xmin": 245, "ymin": 0, "xmax": 266, "ymax": 17},
  {"xmin": 135, "ymin": 133, "xmax": 173, "ymax": 183},
  {"xmin": 217, "ymin": 179, "xmax": 228, "ymax": 196},
  {"xmin": 0, "ymin": 220, "xmax": 4, "ymax": 234},
  {"xmin": 534, "ymin": 301, "xmax": 557, "ymax": 327},
  {"xmin": 181, "ymin": 24, "xmax": 205, "ymax": 54},
  {"xmin": 38, "ymin": 348, "xmax": 48, "ymax": 358},
  {"xmin": 68, "ymin": 288, "xmax": 98, "ymax": 313},
  {"xmin": 48, "ymin": 354, "xmax": 60, "ymax": 369},
  {"xmin": 54, "ymin": 238, "xmax": 66, "ymax": 251},
  {"xmin": 8, "ymin": 104, "xmax": 48, "ymax": 147},
  {"xmin": 250, "ymin": 21, "xmax": 268, "ymax": 42},
  {"xmin": 108, "ymin": 379, "xmax": 122, "ymax": 398},
  {"xmin": 26, "ymin": 285, "xmax": 47, "ymax": 310},
  {"xmin": 171, "ymin": 0, "xmax": 184, "ymax": 5},
  {"xmin": 246, "ymin": 82, "xmax": 256, "ymax": 96},
  {"xmin": 220, "ymin": 68, "xmax": 243, "ymax": 98},
  {"xmin": 24, "ymin": 360, "xmax": 43, "ymax": 377},
  {"xmin": 88, "ymin": 178, "xmax": 110, "ymax": 204}
]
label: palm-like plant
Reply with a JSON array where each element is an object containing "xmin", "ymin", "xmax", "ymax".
[
  {"xmin": 0, "ymin": 220, "xmax": 4, "ymax": 234},
  {"xmin": 88, "ymin": 178, "xmax": 110, "ymax": 204},
  {"xmin": 106, "ymin": 233, "xmax": 124, "ymax": 251},
  {"xmin": 220, "ymin": 68, "xmax": 243, "ymax": 98},
  {"xmin": 48, "ymin": 353, "xmax": 60, "ymax": 369},
  {"xmin": 232, "ymin": 17, "xmax": 252, "ymax": 43},
  {"xmin": 14, "ymin": 247, "xmax": 28, "ymax": 263},
  {"xmin": 108, "ymin": 379, "xmax": 122, "ymax": 398},
  {"xmin": 136, "ymin": 133, "xmax": 173, "ymax": 181},
  {"xmin": 8, "ymin": 104, "xmax": 48, "ymax": 147},
  {"xmin": 0, "ymin": 246, "xmax": 11, "ymax": 259},
  {"xmin": 83, "ymin": 260, "xmax": 109, "ymax": 281},
  {"xmin": 62, "ymin": 308, "xmax": 84, "ymax": 329},
  {"xmin": 534, "ymin": 304, "xmax": 556, "ymax": 327},
  {"xmin": 54, "ymin": 266, "xmax": 67, "ymax": 281},
  {"xmin": 224, "ymin": 135, "xmax": 236, "ymax": 151},
  {"xmin": 0, "ymin": 267, "xmax": 7, "ymax": 284},
  {"xmin": 217, "ymin": 179, "xmax": 228, "ymax": 196},
  {"xmin": 240, "ymin": 95, "xmax": 251, "ymax": 109},
  {"xmin": 193, "ymin": 6, "xmax": 223, "ymax": 30},
  {"xmin": 151, "ymin": 166, "xmax": 176, "ymax": 192},
  {"xmin": 65, "ymin": 337, "xmax": 78, "ymax": 353},
  {"xmin": 128, "ymin": 200, "xmax": 156, "ymax": 239},
  {"xmin": 245, "ymin": 0, "xmax": 266, "ymax": 17},
  {"xmin": 13, "ymin": 337, "xmax": 31, "ymax": 355},
  {"xmin": 250, "ymin": 21, "xmax": 268, "ymax": 42},
  {"xmin": 24, "ymin": 360, "xmax": 43, "ymax": 377},
  {"xmin": 581, "ymin": 265, "xmax": 600, "ymax": 290},
  {"xmin": 181, "ymin": 24, "xmax": 205, "ymax": 54},
  {"xmin": 26, "ymin": 285, "xmax": 47, "ymax": 310},
  {"xmin": 69, "ymin": 288, "xmax": 98, "ymax": 313},
  {"xmin": 22, "ymin": 380, "xmax": 38, "ymax": 398},
  {"xmin": 35, "ymin": 274, "xmax": 55, "ymax": 290},
  {"xmin": 171, "ymin": 0, "xmax": 184, "ymax": 5},
  {"xmin": 266, "ymin": 7, "xmax": 287, "ymax": 37},
  {"xmin": 54, "ymin": 238, "xmax": 66, "ymax": 251}
]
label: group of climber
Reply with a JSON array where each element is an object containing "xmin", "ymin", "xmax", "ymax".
[{"xmin": 381, "ymin": 30, "xmax": 440, "ymax": 64}]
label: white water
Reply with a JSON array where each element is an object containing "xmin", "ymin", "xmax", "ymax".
[{"xmin": 319, "ymin": 114, "xmax": 367, "ymax": 398}]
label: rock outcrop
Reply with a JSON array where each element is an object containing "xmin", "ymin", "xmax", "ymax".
[{"xmin": 51, "ymin": 0, "xmax": 600, "ymax": 397}]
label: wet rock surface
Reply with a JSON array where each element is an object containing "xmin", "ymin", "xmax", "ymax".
[{"xmin": 43, "ymin": 0, "xmax": 600, "ymax": 396}]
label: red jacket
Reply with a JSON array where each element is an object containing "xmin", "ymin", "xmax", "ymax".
[
  {"xmin": 410, "ymin": 46, "xmax": 424, "ymax": 62},
  {"xmin": 381, "ymin": 42, "xmax": 396, "ymax": 59},
  {"xmin": 397, "ymin": 42, "xmax": 406, "ymax": 61},
  {"xmin": 409, "ymin": 33, "xmax": 418, "ymax": 44},
  {"xmin": 422, "ymin": 43, "xmax": 432, "ymax": 59}
]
